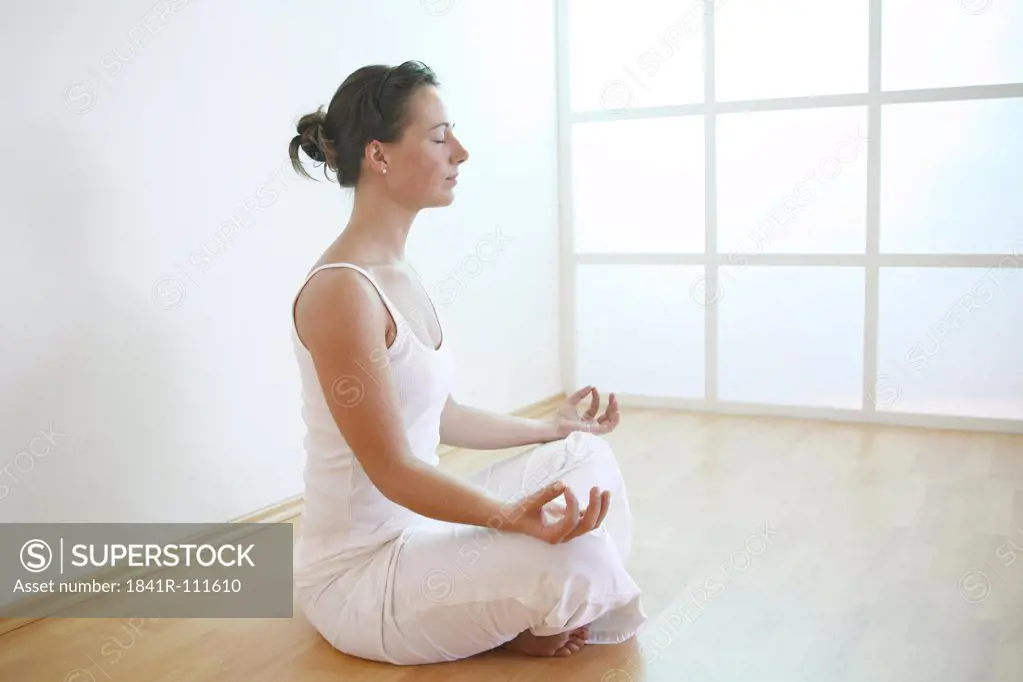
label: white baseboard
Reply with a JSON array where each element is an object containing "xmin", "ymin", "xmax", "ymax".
[{"xmin": 614, "ymin": 394, "xmax": 1023, "ymax": 435}]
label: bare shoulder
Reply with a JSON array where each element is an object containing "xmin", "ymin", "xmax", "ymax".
[{"xmin": 294, "ymin": 263, "xmax": 387, "ymax": 352}]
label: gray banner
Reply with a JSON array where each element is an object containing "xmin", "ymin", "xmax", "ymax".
[{"xmin": 0, "ymin": 523, "xmax": 293, "ymax": 618}]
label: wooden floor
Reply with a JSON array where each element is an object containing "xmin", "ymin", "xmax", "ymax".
[{"xmin": 3, "ymin": 408, "xmax": 1023, "ymax": 681}]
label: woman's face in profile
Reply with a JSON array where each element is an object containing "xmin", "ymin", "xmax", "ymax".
[{"xmin": 382, "ymin": 85, "xmax": 469, "ymax": 209}]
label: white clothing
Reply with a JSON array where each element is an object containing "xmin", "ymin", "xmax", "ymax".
[{"xmin": 290, "ymin": 263, "xmax": 646, "ymax": 665}]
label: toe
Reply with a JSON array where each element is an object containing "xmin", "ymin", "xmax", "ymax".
[{"xmin": 555, "ymin": 640, "xmax": 584, "ymax": 657}]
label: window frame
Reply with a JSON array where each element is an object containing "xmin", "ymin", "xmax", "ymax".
[{"xmin": 555, "ymin": 0, "xmax": 1023, "ymax": 434}]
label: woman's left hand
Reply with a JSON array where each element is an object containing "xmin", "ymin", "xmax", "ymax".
[{"xmin": 550, "ymin": 385, "xmax": 620, "ymax": 439}]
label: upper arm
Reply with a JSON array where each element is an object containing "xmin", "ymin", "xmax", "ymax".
[{"xmin": 294, "ymin": 270, "xmax": 412, "ymax": 497}]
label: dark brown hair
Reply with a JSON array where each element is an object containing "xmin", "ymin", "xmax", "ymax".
[{"xmin": 288, "ymin": 60, "xmax": 439, "ymax": 186}]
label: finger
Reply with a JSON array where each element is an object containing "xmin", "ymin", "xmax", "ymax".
[
  {"xmin": 584, "ymin": 387, "xmax": 601, "ymax": 420},
  {"xmin": 578, "ymin": 488, "xmax": 608, "ymax": 537},
  {"xmin": 524, "ymin": 480, "xmax": 565, "ymax": 510},
  {"xmin": 598, "ymin": 401, "xmax": 620, "ymax": 433},
  {"xmin": 597, "ymin": 392, "xmax": 613, "ymax": 419},
  {"xmin": 567, "ymin": 385, "xmax": 592, "ymax": 406},
  {"xmin": 599, "ymin": 411, "xmax": 620, "ymax": 433},
  {"xmin": 561, "ymin": 487, "xmax": 601, "ymax": 542},
  {"xmin": 597, "ymin": 392, "xmax": 617, "ymax": 423},
  {"xmin": 553, "ymin": 487, "xmax": 580, "ymax": 542}
]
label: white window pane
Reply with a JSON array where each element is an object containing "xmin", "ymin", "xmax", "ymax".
[
  {"xmin": 572, "ymin": 117, "xmax": 704, "ymax": 253},
  {"xmin": 715, "ymin": 0, "xmax": 869, "ymax": 101},
  {"xmin": 717, "ymin": 266, "xmax": 865, "ymax": 408},
  {"xmin": 717, "ymin": 107, "xmax": 869, "ymax": 255},
  {"xmin": 575, "ymin": 264, "xmax": 705, "ymax": 398},
  {"xmin": 882, "ymin": 0, "xmax": 1023, "ymax": 91},
  {"xmin": 879, "ymin": 98, "xmax": 1023, "ymax": 255},
  {"xmin": 875, "ymin": 266, "xmax": 1023, "ymax": 420},
  {"xmin": 567, "ymin": 0, "xmax": 704, "ymax": 113}
]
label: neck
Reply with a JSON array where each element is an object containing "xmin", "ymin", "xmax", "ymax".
[{"xmin": 340, "ymin": 178, "xmax": 418, "ymax": 264}]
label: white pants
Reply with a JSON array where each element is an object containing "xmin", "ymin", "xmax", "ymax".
[{"xmin": 297, "ymin": 432, "xmax": 647, "ymax": 665}]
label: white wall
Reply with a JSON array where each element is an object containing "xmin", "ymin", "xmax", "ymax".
[{"xmin": 0, "ymin": 0, "xmax": 561, "ymax": 524}]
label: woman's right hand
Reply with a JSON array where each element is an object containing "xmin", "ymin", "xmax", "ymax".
[{"xmin": 498, "ymin": 480, "xmax": 611, "ymax": 544}]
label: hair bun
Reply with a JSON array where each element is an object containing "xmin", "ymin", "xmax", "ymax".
[{"xmin": 294, "ymin": 107, "xmax": 330, "ymax": 165}]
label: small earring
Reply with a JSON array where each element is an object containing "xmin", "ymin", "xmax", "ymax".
[{"xmin": 382, "ymin": 166, "xmax": 388, "ymax": 176}]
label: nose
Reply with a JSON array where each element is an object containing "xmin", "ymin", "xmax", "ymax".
[{"xmin": 451, "ymin": 134, "xmax": 469, "ymax": 165}]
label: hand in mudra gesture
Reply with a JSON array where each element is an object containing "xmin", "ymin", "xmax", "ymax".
[
  {"xmin": 503, "ymin": 480, "xmax": 611, "ymax": 545},
  {"xmin": 551, "ymin": 385, "xmax": 620, "ymax": 439}
]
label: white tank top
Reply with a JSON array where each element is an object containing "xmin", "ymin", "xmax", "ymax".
[{"xmin": 289, "ymin": 263, "xmax": 457, "ymax": 587}]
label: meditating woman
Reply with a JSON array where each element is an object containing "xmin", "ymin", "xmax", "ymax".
[{"xmin": 287, "ymin": 60, "xmax": 646, "ymax": 666}]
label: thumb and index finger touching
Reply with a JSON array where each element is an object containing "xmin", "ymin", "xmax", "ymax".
[
  {"xmin": 521, "ymin": 478, "xmax": 584, "ymax": 520},
  {"xmin": 523, "ymin": 479, "xmax": 567, "ymax": 509},
  {"xmin": 566, "ymin": 384, "xmax": 594, "ymax": 405}
]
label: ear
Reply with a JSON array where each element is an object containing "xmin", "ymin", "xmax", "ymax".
[{"xmin": 365, "ymin": 141, "xmax": 389, "ymax": 175}]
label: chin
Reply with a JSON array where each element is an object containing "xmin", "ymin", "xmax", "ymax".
[{"xmin": 431, "ymin": 190, "xmax": 456, "ymax": 207}]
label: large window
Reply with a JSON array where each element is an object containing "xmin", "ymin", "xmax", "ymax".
[{"xmin": 557, "ymin": 0, "xmax": 1023, "ymax": 432}]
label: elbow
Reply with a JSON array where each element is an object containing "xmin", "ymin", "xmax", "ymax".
[{"xmin": 367, "ymin": 458, "xmax": 418, "ymax": 509}]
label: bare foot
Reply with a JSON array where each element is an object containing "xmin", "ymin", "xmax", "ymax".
[{"xmin": 503, "ymin": 625, "xmax": 591, "ymax": 657}]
